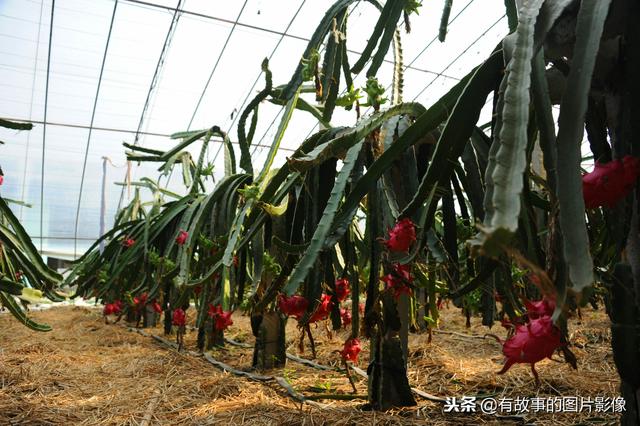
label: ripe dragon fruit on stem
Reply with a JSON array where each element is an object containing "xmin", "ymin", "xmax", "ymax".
[
  {"xmin": 277, "ymin": 294, "xmax": 309, "ymax": 320},
  {"xmin": 278, "ymin": 294, "xmax": 333, "ymax": 324},
  {"xmin": 501, "ymin": 297, "xmax": 556, "ymax": 331},
  {"xmin": 340, "ymin": 308, "xmax": 352, "ymax": 328},
  {"xmin": 133, "ymin": 293, "xmax": 148, "ymax": 310},
  {"xmin": 103, "ymin": 300, "xmax": 123, "ymax": 316},
  {"xmin": 103, "ymin": 304, "xmax": 115, "ymax": 316},
  {"xmin": 495, "ymin": 315, "xmax": 562, "ymax": 384},
  {"xmin": 340, "ymin": 338, "xmax": 362, "ymax": 363},
  {"xmin": 381, "ymin": 263, "xmax": 413, "ymax": 299},
  {"xmin": 308, "ymin": 294, "xmax": 333, "ymax": 323},
  {"xmin": 175, "ymin": 229, "xmax": 188, "ymax": 246},
  {"xmin": 524, "ymin": 297, "xmax": 555, "ymax": 319},
  {"xmin": 582, "ymin": 155, "xmax": 640, "ymax": 208},
  {"xmin": 172, "ymin": 308, "xmax": 186, "ymax": 327},
  {"xmin": 207, "ymin": 304, "xmax": 233, "ymax": 331},
  {"xmin": 383, "ymin": 218, "xmax": 417, "ymax": 253},
  {"xmin": 334, "ymin": 278, "xmax": 350, "ymax": 302}
]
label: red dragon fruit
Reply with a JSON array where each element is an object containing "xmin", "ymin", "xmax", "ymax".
[
  {"xmin": 207, "ymin": 304, "xmax": 233, "ymax": 331},
  {"xmin": 340, "ymin": 308, "xmax": 352, "ymax": 328},
  {"xmin": 133, "ymin": 293, "xmax": 148, "ymax": 310},
  {"xmin": 524, "ymin": 297, "xmax": 555, "ymax": 319},
  {"xmin": 175, "ymin": 229, "xmax": 188, "ymax": 246},
  {"xmin": 340, "ymin": 338, "xmax": 362, "ymax": 363},
  {"xmin": 172, "ymin": 308, "xmax": 186, "ymax": 327},
  {"xmin": 383, "ymin": 218, "xmax": 416, "ymax": 253},
  {"xmin": 103, "ymin": 300, "xmax": 123, "ymax": 316},
  {"xmin": 309, "ymin": 294, "xmax": 333, "ymax": 323},
  {"xmin": 497, "ymin": 315, "xmax": 562, "ymax": 383},
  {"xmin": 277, "ymin": 294, "xmax": 309, "ymax": 320},
  {"xmin": 334, "ymin": 278, "xmax": 350, "ymax": 302},
  {"xmin": 583, "ymin": 155, "xmax": 640, "ymax": 208},
  {"xmin": 381, "ymin": 263, "xmax": 413, "ymax": 299}
]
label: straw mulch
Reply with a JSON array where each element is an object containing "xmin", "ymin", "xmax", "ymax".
[{"xmin": 0, "ymin": 304, "xmax": 621, "ymax": 425}]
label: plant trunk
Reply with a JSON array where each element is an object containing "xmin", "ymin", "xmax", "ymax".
[
  {"xmin": 252, "ymin": 312, "xmax": 287, "ymax": 370},
  {"xmin": 142, "ymin": 305, "xmax": 158, "ymax": 328},
  {"xmin": 397, "ymin": 293, "xmax": 410, "ymax": 361},
  {"xmin": 620, "ymin": 383, "xmax": 640, "ymax": 426},
  {"xmin": 610, "ymin": 3, "xmax": 640, "ymax": 421},
  {"xmin": 204, "ymin": 319, "xmax": 224, "ymax": 349},
  {"xmin": 126, "ymin": 309, "xmax": 138, "ymax": 324},
  {"xmin": 163, "ymin": 280, "xmax": 172, "ymax": 335},
  {"xmin": 607, "ymin": 263, "xmax": 640, "ymax": 425},
  {"xmin": 608, "ymin": 199, "xmax": 640, "ymax": 425},
  {"xmin": 367, "ymin": 330, "xmax": 416, "ymax": 410},
  {"xmin": 163, "ymin": 309, "xmax": 172, "ymax": 335},
  {"xmin": 196, "ymin": 326, "xmax": 205, "ymax": 351},
  {"xmin": 367, "ymin": 293, "xmax": 416, "ymax": 410}
]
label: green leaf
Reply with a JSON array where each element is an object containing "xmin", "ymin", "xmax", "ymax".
[
  {"xmin": 0, "ymin": 118, "xmax": 33, "ymax": 131},
  {"xmin": 533, "ymin": 0, "xmax": 576, "ymax": 52},
  {"xmin": 224, "ymin": 137, "xmax": 236, "ymax": 177},
  {"xmin": 447, "ymin": 259, "xmax": 499, "ymax": 299},
  {"xmin": 282, "ymin": 0, "xmax": 384, "ymax": 100},
  {"xmin": 349, "ymin": 0, "xmax": 390, "ymax": 75},
  {"xmin": 288, "ymin": 102, "xmax": 425, "ymax": 172},
  {"xmin": 180, "ymin": 152, "xmax": 193, "ymax": 187},
  {"xmin": 269, "ymin": 95, "xmax": 330, "ymax": 128},
  {"xmin": 115, "ymin": 180, "xmax": 182, "ymax": 199},
  {"xmin": 189, "ymin": 129, "xmax": 213, "ymax": 195},
  {"xmin": 504, "ymin": 0, "xmax": 518, "ymax": 33},
  {"xmin": 391, "ymin": 27, "xmax": 404, "ymax": 105},
  {"xmin": 555, "ymin": 0, "xmax": 612, "ymax": 293},
  {"xmin": 222, "ymin": 201, "xmax": 253, "ymax": 268},
  {"xmin": 321, "ymin": 10, "xmax": 347, "ymax": 121},
  {"xmin": 3, "ymin": 198, "xmax": 33, "ymax": 208},
  {"xmin": 178, "ymin": 174, "xmax": 250, "ymax": 284},
  {"xmin": 257, "ymin": 88, "xmax": 300, "ymax": 183},
  {"xmin": 0, "ymin": 292, "xmax": 51, "ymax": 331},
  {"xmin": 271, "ymin": 236, "xmax": 309, "ymax": 254},
  {"xmin": 161, "ymin": 130, "xmax": 208, "ymax": 161},
  {"xmin": 531, "ymin": 50, "xmax": 558, "ymax": 195},
  {"xmin": 330, "ymin": 53, "xmax": 499, "ymax": 246},
  {"xmin": 170, "ymin": 129, "xmax": 208, "ymax": 139},
  {"xmin": 123, "ymin": 143, "xmax": 165, "ymax": 156},
  {"xmin": 0, "ymin": 278, "xmax": 23, "ymax": 295},
  {"xmin": 472, "ymin": 0, "xmax": 545, "ymax": 252},
  {"xmin": 103, "ymin": 199, "xmax": 191, "ymax": 287},
  {"xmin": 188, "ymin": 130, "xmax": 337, "ymax": 286},
  {"xmin": 366, "ymin": 1, "xmax": 404, "ymax": 78},
  {"xmin": 238, "ymin": 58, "xmax": 272, "ymax": 176},
  {"xmin": 401, "ymin": 49, "xmax": 503, "ymax": 220},
  {"xmin": 0, "ymin": 198, "xmax": 62, "ymax": 284},
  {"xmin": 69, "ymin": 219, "xmax": 140, "ymax": 265},
  {"xmin": 282, "ymin": 140, "xmax": 364, "ymax": 295},
  {"xmin": 439, "ymin": 0, "xmax": 454, "ymax": 42}
]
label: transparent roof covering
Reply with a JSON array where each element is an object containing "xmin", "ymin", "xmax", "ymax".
[{"xmin": 0, "ymin": 0, "xmax": 507, "ymax": 258}]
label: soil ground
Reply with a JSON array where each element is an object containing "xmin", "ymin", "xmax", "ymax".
[{"xmin": 0, "ymin": 304, "xmax": 621, "ymax": 425}]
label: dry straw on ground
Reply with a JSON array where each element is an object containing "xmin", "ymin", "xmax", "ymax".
[{"xmin": 0, "ymin": 304, "xmax": 621, "ymax": 425}]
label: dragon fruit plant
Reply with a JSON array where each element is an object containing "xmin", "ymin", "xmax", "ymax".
[
  {"xmin": 64, "ymin": 1, "xmax": 640, "ymax": 421},
  {"xmin": 0, "ymin": 118, "xmax": 63, "ymax": 331}
]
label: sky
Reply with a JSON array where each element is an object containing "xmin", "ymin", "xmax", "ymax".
[{"xmin": 0, "ymin": 0, "xmax": 509, "ymax": 258}]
